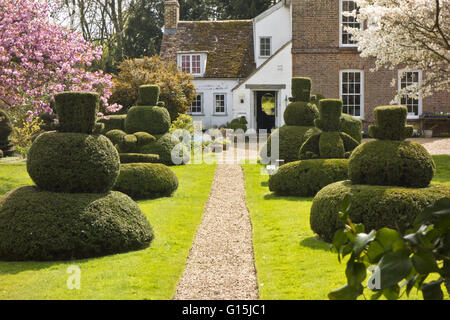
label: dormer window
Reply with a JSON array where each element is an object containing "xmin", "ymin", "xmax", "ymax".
[
  {"xmin": 177, "ymin": 53, "xmax": 206, "ymax": 76},
  {"xmin": 339, "ymin": 0, "xmax": 361, "ymax": 47},
  {"xmin": 259, "ymin": 37, "xmax": 271, "ymax": 57}
]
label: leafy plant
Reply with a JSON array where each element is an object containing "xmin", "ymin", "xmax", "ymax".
[
  {"xmin": 330, "ymin": 195, "xmax": 450, "ymax": 300},
  {"xmin": 11, "ymin": 117, "xmax": 43, "ymax": 158},
  {"xmin": 170, "ymin": 113, "xmax": 195, "ymax": 135}
]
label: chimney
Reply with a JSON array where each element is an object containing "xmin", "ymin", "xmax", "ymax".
[{"xmin": 164, "ymin": 0, "xmax": 180, "ymax": 34}]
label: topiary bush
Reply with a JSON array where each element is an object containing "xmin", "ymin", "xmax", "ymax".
[
  {"xmin": 137, "ymin": 85, "xmax": 160, "ymax": 106},
  {"xmin": 27, "ymin": 131, "xmax": 120, "ymax": 193},
  {"xmin": 227, "ymin": 117, "xmax": 248, "ymax": 132},
  {"xmin": 348, "ymin": 140, "xmax": 436, "ymax": 188},
  {"xmin": 369, "ymin": 106, "xmax": 413, "ymax": 141},
  {"xmin": 0, "ymin": 186, "xmax": 153, "ymax": 261},
  {"xmin": 310, "ymin": 181, "xmax": 450, "ymax": 242},
  {"xmin": 120, "ymin": 153, "xmax": 160, "ymax": 164},
  {"xmin": 314, "ymin": 99, "xmax": 342, "ymax": 131},
  {"xmin": 283, "ymin": 102, "xmax": 319, "ymax": 126},
  {"xmin": 141, "ymin": 133, "xmax": 190, "ymax": 166},
  {"xmin": 269, "ymin": 159, "xmax": 349, "ymax": 197},
  {"xmin": 54, "ymin": 92, "xmax": 100, "ymax": 134},
  {"xmin": 98, "ymin": 115, "xmax": 127, "ymax": 133},
  {"xmin": 340, "ymin": 113, "xmax": 362, "ymax": 143},
  {"xmin": 291, "ymin": 77, "xmax": 312, "ymax": 102},
  {"xmin": 134, "ymin": 132, "xmax": 156, "ymax": 146},
  {"xmin": 0, "ymin": 109, "xmax": 15, "ymax": 157},
  {"xmin": 113, "ymin": 163, "xmax": 178, "ymax": 200},
  {"xmin": 106, "ymin": 129, "xmax": 127, "ymax": 145},
  {"xmin": 125, "ymin": 106, "xmax": 171, "ymax": 135}
]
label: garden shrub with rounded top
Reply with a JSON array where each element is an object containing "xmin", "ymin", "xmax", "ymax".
[
  {"xmin": 106, "ymin": 129, "xmax": 127, "ymax": 145},
  {"xmin": 98, "ymin": 115, "xmax": 127, "ymax": 133},
  {"xmin": 113, "ymin": 163, "xmax": 178, "ymax": 200},
  {"xmin": 340, "ymin": 113, "xmax": 362, "ymax": 143},
  {"xmin": 137, "ymin": 85, "xmax": 160, "ymax": 106},
  {"xmin": 369, "ymin": 106, "xmax": 413, "ymax": 141},
  {"xmin": 141, "ymin": 133, "xmax": 190, "ymax": 165},
  {"xmin": 283, "ymin": 102, "xmax": 319, "ymax": 126},
  {"xmin": 0, "ymin": 186, "xmax": 154, "ymax": 261},
  {"xmin": 27, "ymin": 131, "xmax": 120, "ymax": 193},
  {"xmin": 291, "ymin": 77, "xmax": 312, "ymax": 102},
  {"xmin": 349, "ymin": 140, "xmax": 436, "ymax": 187},
  {"xmin": 269, "ymin": 159, "xmax": 349, "ymax": 197},
  {"xmin": 125, "ymin": 106, "xmax": 171, "ymax": 135},
  {"xmin": 120, "ymin": 153, "xmax": 160, "ymax": 164},
  {"xmin": 227, "ymin": 117, "xmax": 248, "ymax": 132},
  {"xmin": 134, "ymin": 132, "xmax": 156, "ymax": 146},
  {"xmin": 310, "ymin": 181, "xmax": 450, "ymax": 242}
]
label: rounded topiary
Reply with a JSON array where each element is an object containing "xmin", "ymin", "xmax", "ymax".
[
  {"xmin": 369, "ymin": 106, "xmax": 413, "ymax": 141},
  {"xmin": 0, "ymin": 186, "xmax": 154, "ymax": 261},
  {"xmin": 141, "ymin": 133, "xmax": 190, "ymax": 165},
  {"xmin": 283, "ymin": 102, "xmax": 319, "ymax": 126},
  {"xmin": 54, "ymin": 92, "xmax": 100, "ymax": 134},
  {"xmin": 120, "ymin": 153, "xmax": 160, "ymax": 164},
  {"xmin": 137, "ymin": 85, "xmax": 160, "ymax": 106},
  {"xmin": 98, "ymin": 115, "xmax": 127, "ymax": 134},
  {"xmin": 113, "ymin": 163, "xmax": 178, "ymax": 200},
  {"xmin": 314, "ymin": 99, "xmax": 342, "ymax": 131},
  {"xmin": 27, "ymin": 131, "xmax": 120, "ymax": 193},
  {"xmin": 349, "ymin": 140, "xmax": 436, "ymax": 188},
  {"xmin": 260, "ymin": 125, "xmax": 317, "ymax": 163},
  {"xmin": 340, "ymin": 113, "xmax": 362, "ymax": 143},
  {"xmin": 310, "ymin": 181, "xmax": 450, "ymax": 242},
  {"xmin": 291, "ymin": 77, "xmax": 312, "ymax": 102},
  {"xmin": 106, "ymin": 129, "xmax": 127, "ymax": 145},
  {"xmin": 125, "ymin": 106, "xmax": 171, "ymax": 135},
  {"xmin": 269, "ymin": 159, "xmax": 349, "ymax": 197},
  {"xmin": 134, "ymin": 132, "xmax": 156, "ymax": 146}
]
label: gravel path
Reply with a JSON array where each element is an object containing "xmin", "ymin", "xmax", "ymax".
[{"xmin": 174, "ymin": 164, "xmax": 259, "ymax": 300}]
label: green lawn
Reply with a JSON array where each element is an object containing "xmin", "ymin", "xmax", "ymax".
[
  {"xmin": 243, "ymin": 155, "xmax": 450, "ymax": 300},
  {"xmin": 0, "ymin": 162, "xmax": 216, "ymax": 300}
]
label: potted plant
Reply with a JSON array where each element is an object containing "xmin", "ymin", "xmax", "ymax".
[{"xmin": 423, "ymin": 124, "xmax": 438, "ymax": 138}]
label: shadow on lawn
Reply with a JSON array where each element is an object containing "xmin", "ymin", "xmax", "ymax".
[
  {"xmin": 0, "ymin": 260, "xmax": 75, "ymax": 275},
  {"xmin": 263, "ymin": 193, "xmax": 313, "ymax": 202},
  {"xmin": 299, "ymin": 236, "xmax": 332, "ymax": 252}
]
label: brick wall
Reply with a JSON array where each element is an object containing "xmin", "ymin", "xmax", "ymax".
[{"xmin": 164, "ymin": 0, "xmax": 179, "ymax": 31}]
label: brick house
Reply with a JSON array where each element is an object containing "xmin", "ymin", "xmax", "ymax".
[{"xmin": 161, "ymin": 0, "xmax": 449, "ymax": 132}]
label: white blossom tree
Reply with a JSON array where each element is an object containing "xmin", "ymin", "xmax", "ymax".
[{"xmin": 347, "ymin": 0, "xmax": 449, "ymax": 100}]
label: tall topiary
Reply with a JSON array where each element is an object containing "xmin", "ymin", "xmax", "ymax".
[{"xmin": 0, "ymin": 109, "xmax": 15, "ymax": 157}]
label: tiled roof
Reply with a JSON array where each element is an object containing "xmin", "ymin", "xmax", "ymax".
[{"xmin": 160, "ymin": 20, "xmax": 256, "ymax": 79}]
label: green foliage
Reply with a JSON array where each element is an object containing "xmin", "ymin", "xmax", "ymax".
[
  {"xmin": 319, "ymin": 132, "xmax": 345, "ymax": 159},
  {"xmin": 310, "ymin": 93, "xmax": 325, "ymax": 106},
  {"xmin": 214, "ymin": 0, "xmax": 275, "ymax": 19},
  {"xmin": 141, "ymin": 133, "xmax": 190, "ymax": 166},
  {"xmin": 137, "ymin": 85, "xmax": 160, "ymax": 106},
  {"xmin": 119, "ymin": 153, "xmax": 160, "ymax": 164},
  {"xmin": 227, "ymin": 116, "xmax": 248, "ymax": 132},
  {"xmin": 349, "ymin": 140, "xmax": 436, "ymax": 188},
  {"xmin": 113, "ymin": 163, "xmax": 178, "ymax": 200},
  {"xmin": 125, "ymin": 106, "xmax": 171, "ymax": 135},
  {"xmin": 369, "ymin": 106, "xmax": 414, "ymax": 141},
  {"xmin": 0, "ymin": 109, "xmax": 14, "ymax": 157},
  {"xmin": 54, "ymin": 92, "xmax": 100, "ymax": 134},
  {"xmin": 314, "ymin": 99, "xmax": 342, "ymax": 132},
  {"xmin": 110, "ymin": 56, "xmax": 196, "ymax": 121},
  {"xmin": 134, "ymin": 132, "xmax": 156, "ymax": 146},
  {"xmin": 10, "ymin": 117, "xmax": 43, "ymax": 158},
  {"xmin": 27, "ymin": 132, "xmax": 120, "ymax": 193},
  {"xmin": 106, "ymin": 129, "xmax": 127, "ymax": 145},
  {"xmin": 260, "ymin": 125, "xmax": 313, "ymax": 163},
  {"xmin": 310, "ymin": 180, "xmax": 450, "ymax": 243},
  {"xmin": 291, "ymin": 77, "xmax": 312, "ymax": 102},
  {"xmin": 340, "ymin": 113, "xmax": 362, "ymax": 143},
  {"xmin": 283, "ymin": 102, "xmax": 319, "ymax": 126},
  {"xmin": 0, "ymin": 186, "xmax": 153, "ymax": 261},
  {"xmin": 329, "ymin": 197, "xmax": 450, "ymax": 300},
  {"xmin": 170, "ymin": 113, "xmax": 195, "ymax": 135},
  {"xmin": 269, "ymin": 159, "xmax": 349, "ymax": 197},
  {"xmin": 98, "ymin": 115, "xmax": 127, "ymax": 133}
]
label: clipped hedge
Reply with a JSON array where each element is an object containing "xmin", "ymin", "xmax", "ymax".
[
  {"xmin": 125, "ymin": 106, "xmax": 171, "ymax": 135},
  {"xmin": 369, "ymin": 106, "xmax": 413, "ymax": 141},
  {"xmin": 135, "ymin": 132, "xmax": 156, "ymax": 146},
  {"xmin": 106, "ymin": 129, "xmax": 127, "ymax": 145},
  {"xmin": 120, "ymin": 153, "xmax": 160, "ymax": 164},
  {"xmin": 27, "ymin": 131, "xmax": 120, "ymax": 193},
  {"xmin": 260, "ymin": 125, "xmax": 315, "ymax": 163},
  {"xmin": 141, "ymin": 133, "xmax": 190, "ymax": 165},
  {"xmin": 54, "ymin": 92, "xmax": 100, "ymax": 134},
  {"xmin": 310, "ymin": 181, "xmax": 450, "ymax": 242},
  {"xmin": 340, "ymin": 113, "xmax": 362, "ymax": 143},
  {"xmin": 349, "ymin": 140, "xmax": 436, "ymax": 188},
  {"xmin": 98, "ymin": 115, "xmax": 127, "ymax": 133},
  {"xmin": 292, "ymin": 77, "xmax": 311, "ymax": 102},
  {"xmin": 137, "ymin": 85, "xmax": 160, "ymax": 106},
  {"xmin": 283, "ymin": 102, "xmax": 319, "ymax": 126},
  {"xmin": 314, "ymin": 99, "xmax": 342, "ymax": 132},
  {"xmin": 0, "ymin": 186, "xmax": 154, "ymax": 261},
  {"xmin": 269, "ymin": 159, "xmax": 349, "ymax": 197},
  {"xmin": 113, "ymin": 163, "xmax": 178, "ymax": 200}
]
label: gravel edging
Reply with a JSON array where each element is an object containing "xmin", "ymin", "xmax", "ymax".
[{"xmin": 174, "ymin": 164, "xmax": 259, "ymax": 300}]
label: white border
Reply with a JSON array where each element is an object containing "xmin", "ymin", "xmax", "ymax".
[
  {"xmin": 398, "ymin": 69, "xmax": 423, "ymax": 119},
  {"xmin": 213, "ymin": 93, "xmax": 227, "ymax": 115},
  {"xmin": 339, "ymin": 0, "xmax": 362, "ymax": 48}
]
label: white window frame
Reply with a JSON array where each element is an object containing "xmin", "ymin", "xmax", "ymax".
[
  {"xmin": 213, "ymin": 93, "xmax": 227, "ymax": 115},
  {"xmin": 339, "ymin": 0, "xmax": 362, "ymax": 47},
  {"xmin": 177, "ymin": 53, "xmax": 206, "ymax": 77},
  {"xmin": 189, "ymin": 93, "xmax": 204, "ymax": 115},
  {"xmin": 339, "ymin": 70, "xmax": 365, "ymax": 119},
  {"xmin": 398, "ymin": 69, "xmax": 423, "ymax": 119},
  {"xmin": 259, "ymin": 36, "xmax": 272, "ymax": 58}
]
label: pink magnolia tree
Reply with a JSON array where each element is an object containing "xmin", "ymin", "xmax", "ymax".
[
  {"xmin": 0, "ymin": 0, "xmax": 121, "ymax": 120},
  {"xmin": 347, "ymin": 0, "xmax": 449, "ymax": 99}
]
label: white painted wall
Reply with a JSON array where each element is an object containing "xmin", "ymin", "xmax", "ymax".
[
  {"xmin": 254, "ymin": 3, "xmax": 292, "ymax": 68},
  {"xmin": 233, "ymin": 42, "xmax": 292, "ymax": 130},
  {"xmin": 191, "ymin": 79, "xmax": 239, "ymax": 129}
]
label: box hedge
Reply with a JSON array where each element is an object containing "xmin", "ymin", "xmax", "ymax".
[
  {"xmin": 292, "ymin": 77, "xmax": 311, "ymax": 102},
  {"xmin": 283, "ymin": 102, "xmax": 319, "ymax": 126},
  {"xmin": 269, "ymin": 159, "xmax": 349, "ymax": 197},
  {"xmin": 27, "ymin": 131, "xmax": 120, "ymax": 193},
  {"xmin": 310, "ymin": 181, "xmax": 450, "ymax": 242},
  {"xmin": 0, "ymin": 186, "xmax": 153, "ymax": 261},
  {"xmin": 141, "ymin": 133, "xmax": 190, "ymax": 165},
  {"xmin": 113, "ymin": 163, "xmax": 178, "ymax": 200},
  {"xmin": 137, "ymin": 85, "xmax": 160, "ymax": 106},
  {"xmin": 369, "ymin": 106, "xmax": 413, "ymax": 141},
  {"xmin": 125, "ymin": 106, "xmax": 171, "ymax": 135},
  {"xmin": 120, "ymin": 153, "xmax": 160, "ymax": 164},
  {"xmin": 340, "ymin": 113, "xmax": 362, "ymax": 143},
  {"xmin": 314, "ymin": 99, "xmax": 342, "ymax": 132},
  {"xmin": 98, "ymin": 115, "xmax": 127, "ymax": 133}
]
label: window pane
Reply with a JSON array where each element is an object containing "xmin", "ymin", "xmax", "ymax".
[
  {"xmin": 190, "ymin": 94, "xmax": 202, "ymax": 113},
  {"xmin": 215, "ymin": 95, "xmax": 225, "ymax": 113},
  {"xmin": 260, "ymin": 37, "xmax": 271, "ymax": 56},
  {"xmin": 182, "ymin": 55, "xmax": 190, "ymax": 73},
  {"xmin": 399, "ymin": 71, "xmax": 421, "ymax": 116},
  {"xmin": 341, "ymin": 1, "xmax": 360, "ymax": 45},
  {"xmin": 341, "ymin": 71, "xmax": 362, "ymax": 117},
  {"xmin": 192, "ymin": 55, "xmax": 201, "ymax": 74}
]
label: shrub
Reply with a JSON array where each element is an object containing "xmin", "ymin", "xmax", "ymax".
[
  {"xmin": 314, "ymin": 99, "xmax": 342, "ymax": 131},
  {"xmin": 310, "ymin": 180, "xmax": 450, "ymax": 242},
  {"xmin": 369, "ymin": 106, "xmax": 413, "ymax": 141},
  {"xmin": 113, "ymin": 163, "xmax": 178, "ymax": 199},
  {"xmin": 227, "ymin": 117, "xmax": 248, "ymax": 132},
  {"xmin": 27, "ymin": 132, "xmax": 120, "ymax": 193},
  {"xmin": 349, "ymin": 140, "xmax": 436, "ymax": 188},
  {"xmin": 105, "ymin": 129, "xmax": 127, "ymax": 145},
  {"xmin": 134, "ymin": 132, "xmax": 156, "ymax": 146},
  {"xmin": 340, "ymin": 113, "xmax": 362, "ymax": 143},
  {"xmin": 283, "ymin": 102, "xmax": 319, "ymax": 126},
  {"xmin": 137, "ymin": 85, "xmax": 160, "ymax": 106},
  {"xmin": 54, "ymin": 92, "xmax": 100, "ymax": 134},
  {"xmin": 10, "ymin": 117, "xmax": 43, "ymax": 158},
  {"xmin": 0, "ymin": 186, "xmax": 153, "ymax": 261},
  {"xmin": 319, "ymin": 132, "xmax": 345, "ymax": 159},
  {"xmin": 291, "ymin": 77, "xmax": 311, "ymax": 102},
  {"xmin": 120, "ymin": 153, "xmax": 160, "ymax": 164},
  {"xmin": 0, "ymin": 109, "xmax": 15, "ymax": 157},
  {"xmin": 125, "ymin": 106, "xmax": 171, "ymax": 135},
  {"xmin": 269, "ymin": 159, "xmax": 349, "ymax": 197},
  {"xmin": 98, "ymin": 115, "xmax": 127, "ymax": 133},
  {"xmin": 170, "ymin": 113, "xmax": 195, "ymax": 135},
  {"xmin": 141, "ymin": 133, "xmax": 190, "ymax": 165},
  {"xmin": 260, "ymin": 125, "xmax": 312, "ymax": 163},
  {"xmin": 298, "ymin": 133, "xmax": 320, "ymax": 160}
]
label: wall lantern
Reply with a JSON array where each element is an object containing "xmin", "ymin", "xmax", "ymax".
[{"xmin": 239, "ymin": 94, "xmax": 245, "ymax": 104}]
